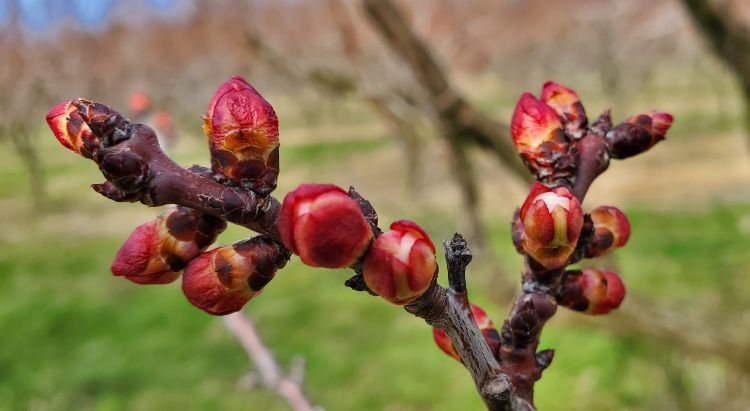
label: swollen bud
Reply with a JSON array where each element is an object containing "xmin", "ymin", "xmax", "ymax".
[
  {"xmin": 558, "ymin": 269, "xmax": 626, "ymax": 315},
  {"xmin": 511, "ymin": 92, "xmax": 569, "ymax": 178},
  {"xmin": 182, "ymin": 236, "xmax": 288, "ymax": 315},
  {"xmin": 111, "ymin": 207, "xmax": 227, "ymax": 284},
  {"xmin": 433, "ymin": 304, "xmax": 500, "ymax": 361},
  {"xmin": 279, "ymin": 184, "xmax": 373, "ymax": 268},
  {"xmin": 204, "ymin": 76, "xmax": 280, "ymax": 195},
  {"xmin": 46, "ymin": 100, "xmax": 99, "ymax": 158},
  {"xmin": 363, "ymin": 220, "xmax": 437, "ymax": 305},
  {"xmin": 540, "ymin": 81, "xmax": 587, "ymax": 136},
  {"xmin": 585, "ymin": 206, "xmax": 630, "ymax": 258},
  {"xmin": 605, "ymin": 112, "xmax": 673, "ymax": 159},
  {"xmin": 520, "ymin": 182, "xmax": 583, "ymax": 269}
]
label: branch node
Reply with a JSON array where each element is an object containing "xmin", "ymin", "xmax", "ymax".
[{"xmin": 445, "ymin": 233, "xmax": 472, "ymax": 294}]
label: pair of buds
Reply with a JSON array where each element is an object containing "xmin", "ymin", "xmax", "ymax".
[
  {"xmin": 516, "ymin": 182, "xmax": 630, "ymax": 270},
  {"xmin": 279, "ymin": 184, "xmax": 438, "ymax": 305}
]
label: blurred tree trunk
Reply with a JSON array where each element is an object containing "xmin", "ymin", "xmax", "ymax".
[
  {"xmin": 361, "ymin": 0, "xmax": 532, "ymax": 184},
  {"xmin": 681, "ymin": 0, "xmax": 750, "ymax": 142}
]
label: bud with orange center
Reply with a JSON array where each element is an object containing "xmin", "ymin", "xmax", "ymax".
[
  {"xmin": 520, "ymin": 182, "xmax": 583, "ymax": 269},
  {"xmin": 204, "ymin": 76, "xmax": 280, "ymax": 195},
  {"xmin": 363, "ymin": 220, "xmax": 437, "ymax": 305},
  {"xmin": 46, "ymin": 100, "xmax": 99, "ymax": 158},
  {"xmin": 433, "ymin": 304, "xmax": 500, "ymax": 361},
  {"xmin": 279, "ymin": 184, "xmax": 373, "ymax": 268},
  {"xmin": 605, "ymin": 112, "xmax": 673, "ymax": 159},
  {"xmin": 585, "ymin": 206, "xmax": 631, "ymax": 258},
  {"xmin": 558, "ymin": 269, "xmax": 626, "ymax": 315},
  {"xmin": 111, "ymin": 207, "xmax": 227, "ymax": 285},
  {"xmin": 540, "ymin": 81, "xmax": 587, "ymax": 136},
  {"xmin": 181, "ymin": 236, "xmax": 288, "ymax": 315}
]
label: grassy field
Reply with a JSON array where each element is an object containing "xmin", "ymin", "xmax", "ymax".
[{"xmin": 2, "ymin": 78, "xmax": 750, "ymax": 410}]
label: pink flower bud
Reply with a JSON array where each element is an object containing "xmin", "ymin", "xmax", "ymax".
[
  {"xmin": 111, "ymin": 207, "xmax": 226, "ymax": 285},
  {"xmin": 433, "ymin": 304, "xmax": 499, "ymax": 361},
  {"xmin": 204, "ymin": 76, "xmax": 280, "ymax": 195},
  {"xmin": 540, "ymin": 81, "xmax": 587, "ymax": 135},
  {"xmin": 46, "ymin": 100, "xmax": 98, "ymax": 158},
  {"xmin": 279, "ymin": 184, "xmax": 373, "ymax": 268},
  {"xmin": 605, "ymin": 112, "xmax": 673, "ymax": 159},
  {"xmin": 363, "ymin": 220, "xmax": 437, "ymax": 305},
  {"xmin": 182, "ymin": 236, "xmax": 288, "ymax": 315},
  {"xmin": 586, "ymin": 206, "xmax": 631, "ymax": 258},
  {"xmin": 559, "ymin": 269, "xmax": 626, "ymax": 315},
  {"xmin": 520, "ymin": 182, "xmax": 583, "ymax": 269}
]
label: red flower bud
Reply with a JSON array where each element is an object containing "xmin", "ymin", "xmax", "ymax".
[
  {"xmin": 433, "ymin": 304, "xmax": 499, "ymax": 361},
  {"xmin": 204, "ymin": 76, "xmax": 280, "ymax": 195},
  {"xmin": 46, "ymin": 100, "xmax": 98, "ymax": 158},
  {"xmin": 111, "ymin": 207, "xmax": 227, "ymax": 285},
  {"xmin": 182, "ymin": 236, "xmax": 288, "ymax": 315},
  {"xmin": 540, "ymin": 81, "xmax": 587, "ymax": 135},
  {"xmin": 605, "ymin": 112, "xmax": 673, "ymax": 159},
  {"xmin": 559, "ymin": 269, "xmax": 626, "ymax": 315},
  {"xmin": 520, "ymin": 182, "xmax": 583, "ymax": 269},
  {"xmin": 511, "ymin": 93, "xmax": 568, "ymax": 177},
  {"xmin": 279, "ymin": 184, "xmax": 373, "ymax": 268},
  {"xmin": 585, "ymin": 206, "xmax": 630, "ymax": 258},
  {"xmin": 363, "ymin": 220, "xmax": 437, "ymax": 305}
]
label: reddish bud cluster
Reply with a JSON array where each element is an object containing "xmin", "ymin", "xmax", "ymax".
[
  {"xmin": 111, "ymin": 207, "xmax": 226, "ymax": 284},
  {"xmin": 519, "ymin": 182, "xmax": 583, "ymax": 269},
  {"xmin": 558, "ymin": 268, "xmax": 626, "ymax": 315},
  {"xmin": 605, "ymin": 112, "xmax": 673, "ymax": 159},
  {"xmin": 46, "ymin": 100, "xmax": 98, "ymax": 158},
  {"xmin": 204, "ymin": 76, "xmax": 280, "ymax": 195},
  {"xmin": 280, "ymin": 184, "xmax": 373, "ymax": 268},
  {"xmin": 363, "ymin": 220, "xmax": 437, "ymax": 305},
  {"xmin": 433, "ymin": 304, "xmax": 499, "ymax": 361},
  {"xmin": 182, "ymin": 236, "xmax": 288, "ymax": 315},
  {"xmin": 585, "ymin": 206, "xmax": 630, "ymax": 258}
]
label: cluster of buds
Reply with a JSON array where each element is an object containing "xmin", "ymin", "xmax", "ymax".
[
  {"xmin": 203, "ymin": 76, "xmax": 280, "ymax": 196},
  {"xmin": 510, "ymin": 81, "xmax": 672, "ymax": 184},
  {"xmin": 111, "ymin": 207, "xmax": 226, "ymax": 284},
  {"xmin": 433, "ymin": 304, "xmax": 500, "ymax": 360},
  {"xmin": 518, "ymin": 182, "xmax": 583, "ymax": 269},
  {"xmin": 558, "ymin": 269, "xmax": 626, "ymax": 315}
]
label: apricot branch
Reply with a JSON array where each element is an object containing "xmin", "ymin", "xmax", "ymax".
[{"xmin": 45, "ymin": 75, "xmax": 671, "ymax": 410}]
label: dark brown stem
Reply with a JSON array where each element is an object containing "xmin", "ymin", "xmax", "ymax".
[
  {"xmin": 84, "ymin": 119, "xmax": 282, "ymax": 240},
  {"xmin": 405, "ymin": 234, "xmax": 532, "ymax": 411}
]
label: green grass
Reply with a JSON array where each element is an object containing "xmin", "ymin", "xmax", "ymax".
[{"xmin": 1, "ymin": 201, "xmax": 748, "ymax": 410}]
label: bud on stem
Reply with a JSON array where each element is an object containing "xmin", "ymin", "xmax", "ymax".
[
  {"xmin": 182, "ymin": 236, "xmax": 288, "ymax": 315},
  {"xmin": 111, "ymin": 207, "xmax": 227, "ymax": 284},
  {"xmin": 363, "ymin": 220, "xmax": 437, "ymax": 305},
  {"xmin": 204, "ymin": 76, "xmax": 280, "ymax": 195},
  {"xmin": 279, "ymin": 183, "xmax": 373, "ymax": 269},
  {"xmin": 558, "ymin": 269, "xmax": 626, "ymax": 315},
  {"xmin": 519, "ymin": 182, "xmax": 583, "ymax": 269}
]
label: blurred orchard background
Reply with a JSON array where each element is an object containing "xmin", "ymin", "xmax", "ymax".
[{"xmin": 2, "ymin": 0, "xmax": 750, "ymax": 410}]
